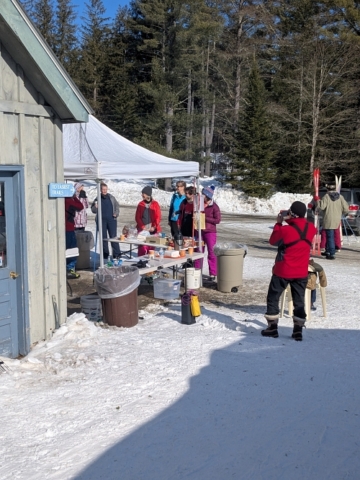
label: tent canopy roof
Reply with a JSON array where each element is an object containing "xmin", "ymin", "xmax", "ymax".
[{"xmin": 63, "ymin": 116, "xmax": 199, "ymax": 180}]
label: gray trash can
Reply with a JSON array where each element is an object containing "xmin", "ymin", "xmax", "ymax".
[
  {"xmin": 75, "ymin": 231, "xmax": 94, "ymax": 269},
  {"xmin": 214, "ymin": 243, "xmax": 247, "ymax": 293}
]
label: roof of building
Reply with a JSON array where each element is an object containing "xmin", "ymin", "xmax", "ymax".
[{"xmin": 0, "ymin": 0, "xmax": 92, "ymax": 123}]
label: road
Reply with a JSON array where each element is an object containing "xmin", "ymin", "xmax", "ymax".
[{"xmin": 115, "ymin": 206, "xmax": 359, "ymax": 263}]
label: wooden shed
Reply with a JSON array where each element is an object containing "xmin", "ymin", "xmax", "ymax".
[{"xmin": 0, "ymin": 0, "xmax": 92, "ymax": 358}]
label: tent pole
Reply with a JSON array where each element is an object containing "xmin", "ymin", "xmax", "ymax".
[
  {"xmin": 97, "ymin": 180, "xmax": 104, "ymax": 268},
  {"xmin": 196, "ymin": 177, "xmax": 202, "ymax": 253}
]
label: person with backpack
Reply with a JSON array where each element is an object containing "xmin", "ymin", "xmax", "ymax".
[{"xmin": 261, "ymin": 201, "xmax": 317, "ymax": 341}]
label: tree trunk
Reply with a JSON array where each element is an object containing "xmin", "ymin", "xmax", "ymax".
[
  {"xmin": 186, "ymin": 70, "xmax": 192, "ymax": 158},
  {"xmin": 164, "ymin": 179, "xmax": 172, "ymax": 191},
  {"xmin": 309, "ymin": 56, "xmax": 324, "ymax": 186},
  {"xmin": 234, "ymin": 7, "xmax": 245, "ymax": 128},
  {"xmin": 165, "ymin": 105, "xmax": 173, "ymax": 153}
]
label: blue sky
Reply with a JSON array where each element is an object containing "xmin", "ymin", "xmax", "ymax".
[{"xmin": 76, "ymin": 1, "xmax": 129, "ymax": 21}]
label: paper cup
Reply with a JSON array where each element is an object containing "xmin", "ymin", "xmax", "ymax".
[
  {"xmin": 179, "ymin": 249, "xmax": 186, "ymax": 258},
  {"xmin": 188, "ymin": 247, "xmax": 194, "ymax": 255},
  {"xmin": 149, "ymin": 250, "xmax": 155, "ymax": 260}
]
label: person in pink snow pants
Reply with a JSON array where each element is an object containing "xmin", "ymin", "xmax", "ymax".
[{"xmin": 194, "ymin": 186, "xmax": 221, "ymax": 280}]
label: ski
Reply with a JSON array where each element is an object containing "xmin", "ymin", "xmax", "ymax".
[
  {"xmin": 335, "ymin": 175, "xmax": 343, "ymax": 248},
  {"xmin": 311, "ymin": 168, "xmax": 321, "ymax": 256},
  {"xmin": 335, "ymin": 175, "xmax": 342, "ymax": 194}
]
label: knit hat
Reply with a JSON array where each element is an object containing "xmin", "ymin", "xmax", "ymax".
[
  {"xmin": 202, "ymin": 185, "xmax": 215, "ymax": 200},
  {"xmin": 142, "ymin": 186, "xmax": 152, "ymax": 197},
  {"xmin": 290, "ymin": 201, "xmax": 306, "ymax": 218},
  {"xmin": 74, "ymin": 182, "xmax": 83, "ymax": 191}
]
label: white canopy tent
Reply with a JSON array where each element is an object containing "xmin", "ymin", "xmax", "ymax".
[
  {"xmin": 63, "ymin": 116, "xmax": 200, "ymax": 267},
  {"xmin": 63, "ymin": 115, "xmax": 199, "ymax": 180}
]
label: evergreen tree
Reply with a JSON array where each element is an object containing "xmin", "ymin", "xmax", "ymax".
[
  {"xmin": 231, "ymin": 60, "xmax": 276, "ymax": 198},
  {"xmin": 54, "ymin": 0, "xmax": 78, "ymax": 74},
  {"xmin": 102, "ymin": 7, "xmax": 140, "ymax": 140},
  {"xmin": 33, "ymin": 0, "xmax": 56, "ymax": 49},
  {"xmin": 78, "ymin": 0, "xmax": 110, "ymax": 115}
]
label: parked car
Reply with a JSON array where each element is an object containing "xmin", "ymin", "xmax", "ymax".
[{"xmin": 307, "ymin": 187, "xmax": 360, "ymax": 235}]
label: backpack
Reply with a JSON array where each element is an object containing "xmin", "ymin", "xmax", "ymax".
[{"xmin": 276, "ymin": 223, "xmax": 312, "ymax": 262}]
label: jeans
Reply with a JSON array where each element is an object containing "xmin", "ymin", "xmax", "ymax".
[
  {"xmin": 325, "ymin": 229, "xmax": 335, "ymax": 256},
  {"xmin": 98, "ymin": 217, "xmax": 120, "ymax": 258},
  {"xmin": 66, "ymin": 231, "xmax": 77, "ymax": 270},
  {"xmin": 266, "ymin": 274, "xmax": 308, "ymax": 320}
]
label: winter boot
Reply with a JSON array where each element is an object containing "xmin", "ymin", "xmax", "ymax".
[
  {"xmin": 261, "ymin": 315, "xmax": 279, "ymax": 338},
  {"xmin": 292, "ymin": 317, "xmax": 305, "ymax": 341}
]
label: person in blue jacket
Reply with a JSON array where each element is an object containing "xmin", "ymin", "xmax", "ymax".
[{"xmin": 168, "ymin": 181, "xmax": 186, "ymax": 237}]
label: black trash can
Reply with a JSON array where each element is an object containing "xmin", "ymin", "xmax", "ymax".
[{"xmin": 94, "ymin": 266, "xmax": 140, "ymax": 327}]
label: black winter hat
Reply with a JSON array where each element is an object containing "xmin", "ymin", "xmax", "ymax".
[
  {"xmin": 142, "ymin": 186, "xmax": 152, "ymax": 197},
  {"xmin": 290, "ymin": 201, "xmax": 306, "ymax": 218}
]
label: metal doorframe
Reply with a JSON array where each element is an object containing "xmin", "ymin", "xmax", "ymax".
[{"xmin": 0, "ymin": 166, "xmax": 29, "ymax": 356}]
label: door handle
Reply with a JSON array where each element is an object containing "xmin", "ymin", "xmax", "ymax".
[{"xmin": 9, "ymin": 271, "xmax": 20, "ymax": 279}]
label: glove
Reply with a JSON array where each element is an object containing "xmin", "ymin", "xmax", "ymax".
[
  {"xmin": 313, "ymin": 195, "xmax": 320, "ymax": 201},
  {"xmin": 79, "ymin": 189, "xmax": 87, "ymax": 198}
]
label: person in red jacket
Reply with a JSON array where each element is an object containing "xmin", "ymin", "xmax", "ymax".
[
  {"xmin": 65, "ymin": 194, "xmax": 84, "ymax": 279},
  {"xmin": 135, "ymin": 186, "xmax": 162, "ymax": 257},
  {"xmin": 261, "ymin": 201, "xmax": 316, "ymax": 341}
]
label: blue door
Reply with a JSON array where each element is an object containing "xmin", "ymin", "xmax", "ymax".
[{"xmin": 0, "ymin": 173, "xmax": 21, "ymax": 357}]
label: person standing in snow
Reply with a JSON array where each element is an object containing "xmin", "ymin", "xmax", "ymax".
[
  {"xmin": 73, "ymin": 182, "xmax": 89, "ymax": 231},
  {"xmin": 168, "ymin": 181, "xmax": 186, "ymax": 237},
  {"xmin": 65, "ymin": 193, "xmax": 84, "ymax": 279},
  {"xmin": 315, "ymin": 185, "xmax": 348, "ymax": 260},
  {"xmin": 262, "ymin": 201, "xmax": 316, "ymax": 341},
  {"xmin": 91, "ymin": 183, "xmax": 121, "ymax": 260},
  {"xmin": 194, "ymin": 186, "xmax": 221, "ymax": 281},
  {"xmin": 135, "ymin": 186, "xmax": 162, "ymax": 257},
  {"xmin": 178, "ymin": 186, "xmax": 195, "ymax": 237}
]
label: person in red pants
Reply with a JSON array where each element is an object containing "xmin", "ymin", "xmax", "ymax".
[{"xmin": 320, "ymin": 225, "xmax": 341, "ymax": 252}]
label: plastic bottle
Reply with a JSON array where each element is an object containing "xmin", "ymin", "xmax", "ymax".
[{"xmin": 159, "ymin": 248, "xmax": 164, "ymax": 262}]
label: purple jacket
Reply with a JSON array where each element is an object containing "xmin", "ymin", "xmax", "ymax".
[{"xmin": 197, "ymin": 201, "xmax": 221, "ymax": 233}]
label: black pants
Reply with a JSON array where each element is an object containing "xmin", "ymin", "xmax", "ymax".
[
  {"xmin": 266, "ymin": 274, "xmax": 308, "ymax": 320},
  {"xmin": 170, "ymin": 220, "xmax": 180, "ymax": 237},
  {"xmin": 98, "ymin": 218, "xmax": 120, "ymax": 258}
]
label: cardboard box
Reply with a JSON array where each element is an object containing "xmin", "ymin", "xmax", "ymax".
[{"xmin": 145, "ymin": 236, "xmax": 168, "ymax": 245}]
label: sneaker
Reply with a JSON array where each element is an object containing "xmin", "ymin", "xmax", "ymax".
[
  {"xmin": 261, "ymin": 323, "xmax": 279, "ymax": 338},
  {"xmin": 292, "ymin": 324, "xmax": 303, "ymax": 341},
  {"xmin": 321, "ymin": 251, "xmax": 328, "ymax": 256},
  {"xmin": 325, "ymin": 255, "xmax": 335, "ymax": 260},
  {"xmin": 67, "ymin": 269, "xmax": 80, "ymax": 279},
  {"xmin": 311, "ymin": 304, "xmax": 317, "ymax": 311},
  {"xmin": 335, "ymin": 248, "xmax": 341, "ymax": 253},
  {"xmin": 210, "ymin": 275, "xmax": 217, "ymax": 282}
]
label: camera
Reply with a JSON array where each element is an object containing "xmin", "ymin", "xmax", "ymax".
[{"xmin": 279, "ymin": 209, "xmax": 290, "ymax": 218}]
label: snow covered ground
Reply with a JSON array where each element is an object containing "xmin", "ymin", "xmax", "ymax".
[{"xmin": 1, "ymin": 182, "xmax": 360, "ymax": 479}]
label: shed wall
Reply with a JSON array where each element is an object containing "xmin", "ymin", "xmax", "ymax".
[{"xmin": 0, "ymin": 41, "xmax": 67, "ymax": 345}]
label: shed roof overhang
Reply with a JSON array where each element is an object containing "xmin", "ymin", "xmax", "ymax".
[{"xmin": 0, "ymin": 0, "xmax": 92, "ymax": 123}]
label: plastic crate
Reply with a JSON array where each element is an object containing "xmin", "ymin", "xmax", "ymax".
[{"xmin": 153, "ymin": 278, "xmax": 181, "ymax": 300}]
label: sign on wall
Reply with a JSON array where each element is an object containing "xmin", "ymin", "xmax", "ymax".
[{"xmin": 48, "ymin": 183, "xmax": 74, "ymax": 198}]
